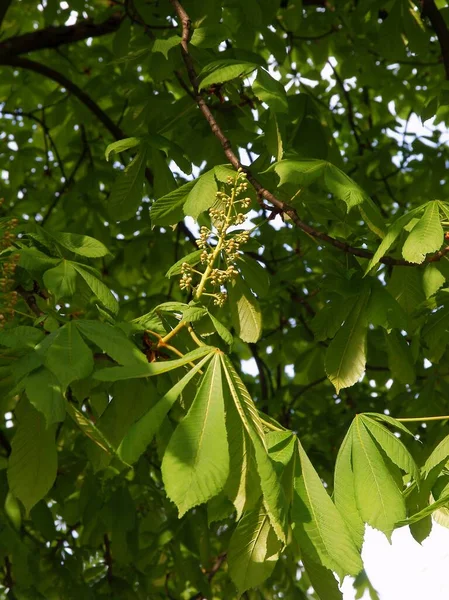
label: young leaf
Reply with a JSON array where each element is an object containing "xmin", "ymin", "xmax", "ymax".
[
  {"xmin": 228, "ymin": 277, "xmax": 262, "ymax": 343},
  {"xmin": 228, "ymin": 500, "xmax": 282, "ymax": 594},
  {"xmin": 151, "ymin": 180, "xmax": 196, "ymax": 226},
  {"xmin": 72, "ymin": 263, "xmax": 119, "ymax": 314},
  {"xmin": 161, "ymin": 354, "xmax": 229, "ymax": 516},
  {"xmin": 7, "ymin": 401, "xmax": 57, "ymax": 514},
  {"xmin": 118, "ymin": 353, "xmax": 213, "ymax": 464},
  {"xmin": 352, "ymin": 416, "xmax": 406, "ymax": 535},
  {"xmin": 325, "ymin": 289, "xmax": 370, "ymax": 393},
  {"xmin": 43, "ymin": 322, "xmax": 94, "ymax": 389},
  {"xmin": 108, "ymin": 148, "xmax": 147, "ymax": 221},
  {"xmin": 402, "ymin": 201, "xmax": 443, "ymax": 264},
  {"xmin": 293, "ymin": 440, "xmax": 363, "ymax": 578},
  {"xmin": 25, "ymin": 367, "xmax": 66, "ymax": 425}
]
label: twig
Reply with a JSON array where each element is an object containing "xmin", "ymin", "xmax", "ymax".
[{"xmin": 103, "ymin": 533, "xmax": 113, "ymax": 582}]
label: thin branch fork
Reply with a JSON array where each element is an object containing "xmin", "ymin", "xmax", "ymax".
[{"xmin": 169, "ymin": 0, "xmax": 449, "ymax": 268}]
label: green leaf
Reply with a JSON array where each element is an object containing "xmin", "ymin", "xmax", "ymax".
[
  {"xmin": 221, "ymin": 355, "xmax": 287, "ymax": 543},
  {"xmin": 402, "ymin": 202, "xmax": 443, "ymax": 264},
  {"xmin": 66, "ymin": 402, "xmax": 121, "ymax": 459},
  {"xmin": 161, "ymin": 354, "xmax": 229, "ymax": 516},
  {"xmin": 7, "ymin": 401, "xmax": 57, "ymax": 514},
  {"xmin": 190, "ymin": 25, "xmax": 231, "ymax": 48},
  {"xmin": 361, "ymin": 415, "xmax": 419, "ymax": 484},
  {"xmin": 365, "ymin": 205, "xmax": 426, "ymax": 272},
  {"xmin": 423, "ymin": 264, "xmax": 445, "ymax": 298},
  {"xmin": 166, "ymin": 250, "xmax": 203, "ymax": 278},
  {"xmin": 183, "ymin": 169, "xmax": 218, "ymax": 219},
  {"xmin": 293, "ymin": 440, "xmax": 363, "ymax": 578},
  {"xmin": 384, "ymin": 330, "xmax": 416, "ymax": 384},
  {"xmin": 0, "ymin": 326, "xmax": 44, "ymax": 349},
  {"xmin": 301, "ymin": 555, "xmax": 343, "ymax": 600},
  {"xmin": 238, "ymin": 255, "xmax": 270, "ymax": 298},
  {"xmin": 325, "ymin": 289, "xmax": 370, "ymax": 393},
  {"xmin": 397, "ymin": 491, "xmax": 449, "ymax": 527},
  {"xmin": 76, "ymin": 320, "xmax": 147, "ymax": 366},
  {"xmin": 181, "ymin": 305, "xmax": 208, "ymax": 322},
  {"xmin": 228, "ymin": 499, "xmax": 282, "ymax": 594},
  {"xmin": 228, "ymin": 277, "xmax": 262, "ymax": 343},
  {"xmin": 43, "ymin": 260, "xmax": 77, "ymax": 301},
  {"xmin": 105, "ymin": 137, "xmax": 141, "ymax": 161},
  {"xmin": 25, "ymin": 367, "xmax": 66, "ymax": 425},
  {"xmin": 422, "ymin": 304, "xmax": 449, "ymax": 362},
  {"xmin": 94, "ymin": 345, "xmax": 214, "ymax": 381},
  {"xmin": 42, "ymin": 322, "xmax": 94, "ymax": 389},
  {"xmin": 45, "ymin": 231, "xmax": 110, "ymax": 257},
  {"xmin": 334, "ymin": 428, "xmax": 365, "ymax": 550},
  {"xmin": 198, "ymin": 59, "xmax": 258, "ymax": 90},
  {"xmin": 324, "ymin": 164, "xmax": 368, "ymax": 210},
  {"xmin": 72, "ymin": 263, "xmax": 119, "ymax": 314},
  {"xmin": 118, "ymin": 353, "xmax": 213, "ymax": 464},
  {"xmin": 352, "ymin": 416, "xmax": 406, "ymax": 535},
  {"xmin": 270, "ymin": 159, "xmax": 326, "ymax": 186},
  {"xmin": 252, "ymin": 68, "xmax": 288, "ymax": 113},
  {"xmin": 208, "ymin": 312, "xmax": 234, "ymax": 346},
  {"xmin": 151, "ymin": 180, "xmax": 196, "ymax": 226},
  {"xmin": 108, "ymin": 148, "xmax": 147, "ymax": 221},
  {"xmin": 423, "ymin": 433, "xmax": 449, "ymax": 476},
  {"xmin": 152, "ymin": 35, "xmax": 181, "ymax": 59}
]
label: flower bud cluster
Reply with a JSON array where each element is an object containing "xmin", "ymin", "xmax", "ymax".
[
  {"xmin": 0, "ymin": 202, "xmax": 20, "ymax": 327},
  {"xmin": 178, "ymin": 170, "xmax": 252, "ymax": 306}
]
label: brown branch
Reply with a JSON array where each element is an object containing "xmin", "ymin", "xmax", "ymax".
[
  {"xmin": 0, "ymin": 14, "xmax": 123, "ymax": 58},
  {"xmin": 421, "ymin": 0, "xmax": 449, "ymax": 79},
  {"xmin": 169, "ymin": 0, "xmax": 449, "ymax": 269},
  {"xmin": 103, "ymin": 534, "xmax": 113, "ymax": 582},
  {"xmin": 15, "ymin": 284, "xmax": 44, "ymax": 317}
]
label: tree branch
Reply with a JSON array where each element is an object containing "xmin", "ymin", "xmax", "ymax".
[
  {"xmin": 0, "ymin": 14, "xmax": 123, "ymax": 58},
  {"xmin": 0, "ymin": 56, "xmax": 126, "ymax": 141},
  {"xmin": 169, "ymin": 0, "xmax": 449, "ymax": 268},
  {"xmin": 0, "ymin": 0, "xmax": 13, "ymax": 29},
  {"xmin": 421, "ymin": 0, "xmax": 449, "ymax": 79}
]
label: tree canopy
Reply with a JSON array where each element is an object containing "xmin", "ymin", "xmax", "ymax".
[{"xmin": 2, "ymin": 0, "xmax": 449, "ymax": 598}]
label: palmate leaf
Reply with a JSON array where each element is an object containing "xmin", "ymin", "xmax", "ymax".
[
  {"xmin": 118, "ymin": 352, "xmax": 213, "ymax": 464},
  {"xmin": 161, "ymin": 354, "xmax": 230, "ymax": 517},
  {"xmin": 360, "ymin": 415, "xmax": 419, "ymax": 484},
  {"xmin": 352, "ymin": 417, "xmax": 406, "ymax": 535},
  {"xmin": 301, "ymin": 555, "xmax": 343, "ymax": 600},
  {"xmin": 198, "ymin": 59, "xmax": 258, "ymax": 90},
  {"xmin": 44, "ymin": 231, "xmax": 110, "ymax": 257},
  {"xmin": 292, "ymin": 440, "xmax": 363, "ymax": 578},
  {"xmin": 383, "ymin": 330, "xmax": 416, "ymax": 384},
  {"xmin": 183, "ymin": 168, "xmax": 218, "ymax": 219},
  {"xmin": 7, "ymin": 401, "xmax": 57, "ymax": 515},
  {"xmin": 402, "ymin": 201, "xmax": 443, "ymax": 264},
  {"xmin": 72, "ymin": 263, "xmax": 119, "ymax": 315},
  {"xmin": 43, "ymin": 260, "xmax": 77, "ymax": 301},
  {"xmin": 252, "ymin": 68, "xmax": 288, "ymax": 113},
  {"xmin": 221, "ymin": 355, "xmax": 287, "ymax": 543},
  {"xmin": 325, "ymin": 288, "xmax": 370, "ymax": 393},
  {"xmin": 228, "ymin": 499, "xmax": 282, "ymax": 594},
  {"xmin": 151, "ymin": 180, "xmax": 196, "ymax": 226}
]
